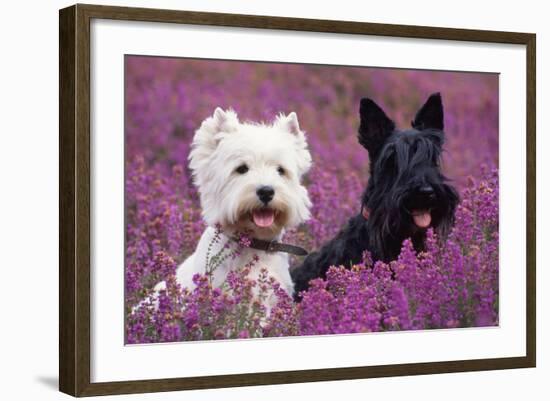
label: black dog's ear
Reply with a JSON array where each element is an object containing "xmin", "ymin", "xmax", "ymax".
[
  {"xmin": 358, "ymin": 98, "xmax": 395, "ymax": 157},
  {"xmin": 412, "ymin": 92, "xmax": 444, "ymax": 130}
]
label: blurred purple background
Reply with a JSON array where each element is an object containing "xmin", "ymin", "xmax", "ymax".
[{"xmin": 125, "ymin": 56, "xmax": 498, "ymax": 186}]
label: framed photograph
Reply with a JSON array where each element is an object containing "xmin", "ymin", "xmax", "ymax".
[{"xmin": 59, "ymin": 4, "xmax": 536, "ymax": 397}]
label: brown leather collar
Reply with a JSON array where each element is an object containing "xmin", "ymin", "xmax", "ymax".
[{"xmin": 233, "ymin": 237, "xmax": 308, "ymax": 256}]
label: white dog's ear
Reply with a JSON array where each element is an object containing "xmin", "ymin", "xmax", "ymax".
[
  {"xmin": 193, "ymin": 107, "xmax": 239, "ymax": 150},
  {"xmin": 212, "ymin": 107, "xmax": 239, "ymax": 134},
  {"xmin": 189, "ymin": 108, "xmax": 239, "ymax": 181},
  {"xmin": 276, "ymin": 112, "xmax": 312, "ymax": 176},
  {"xmin": 200, "ymin": 107, "xmax": 239, "ymax": 140},
  {"xmin": 276, "ymin": 112, "xmax": 301, "ymax": 136}
]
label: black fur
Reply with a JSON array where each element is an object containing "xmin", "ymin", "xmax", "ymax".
[{"xmin": 291, "ymin": 93, "xmax": 459, "ymax": 298}]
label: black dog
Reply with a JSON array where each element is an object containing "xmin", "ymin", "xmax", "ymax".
[{"xmin": 291, "ymin": 93, "xmax": 459, "ymax": 297}]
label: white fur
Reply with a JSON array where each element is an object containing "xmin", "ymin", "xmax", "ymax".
[
  {"xmin": 137, "ymin": 108, "xmax": 312, "ymax": 312},
  {"xmin": 174, "ymin": 226, "xmax": 294, "ymax": 306},
  {"xmin": 189, "ymin": 108, "xmax": 311, "ymax": 233}
]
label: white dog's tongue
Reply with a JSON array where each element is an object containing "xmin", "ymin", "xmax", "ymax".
[
  {"xmin": 252, "ymin": 209, "xmax": 275, "ymax": 228},
  {"xmin": 412, "ymin": 209, "xmax": 431, "ymax": 228}
]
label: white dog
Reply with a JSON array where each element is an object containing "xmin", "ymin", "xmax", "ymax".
[{"xmin": 150, "ymin": 108, "xmax": 312, "ymax": 308}]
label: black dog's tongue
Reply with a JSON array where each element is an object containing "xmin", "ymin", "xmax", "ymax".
[{"xmin": 412, "ymin": 209, "xmax": 431, "ymax": 228}]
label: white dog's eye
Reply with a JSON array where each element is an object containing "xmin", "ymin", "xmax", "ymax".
[
  {"xmin": 277, "ymin": 166, "xmax": 286, "ymax": 176},
  {"xmin": 235, "ymin": 164, "xmax": 249, "ymax": 174}
]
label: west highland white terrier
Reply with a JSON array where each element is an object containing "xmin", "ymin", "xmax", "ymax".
[{"xmin": 150, "ymin": 107, "xmax": 312, "ymax": 308}]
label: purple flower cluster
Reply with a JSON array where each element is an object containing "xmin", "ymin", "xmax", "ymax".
[
  {"xmin": 127, "ymin": 266, "xmax": 272, "ymax": 343},
  {"xmin": 127, "ymin": 169, "xmax": 499, "ymax": 342},
  {"xmin": 125, "ymin": 156, "xmax": 205, "ymax": 312},
  {"xmin": 124, "ymin": 56, "xmax": 499, "ymax": 343}
]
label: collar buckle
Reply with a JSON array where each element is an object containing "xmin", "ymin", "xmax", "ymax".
[{"xmin": 266, "ymin": 240, "xmax": 278, "ymax": 252}]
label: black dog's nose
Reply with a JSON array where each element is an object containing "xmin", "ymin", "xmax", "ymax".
[
  {"xmin": 419, "ymin": 185, "xmax": 435, "ymax": 197},
  {"xmin": 257, "ymin": 186, "xmax": 275, "ymax": 204}
]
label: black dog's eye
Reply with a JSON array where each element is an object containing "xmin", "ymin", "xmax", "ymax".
[
  {"xmin": 235, "ymin": 164, "xmax": 249, "ymax": 174},
  {"xmin": 277, "ymin": 166, "xmax": 286, "ymax": 176}
]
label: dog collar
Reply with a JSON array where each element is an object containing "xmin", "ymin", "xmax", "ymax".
[{"xmin": 232, "ymin": 237, "xmax": 308, "ymax": 256}]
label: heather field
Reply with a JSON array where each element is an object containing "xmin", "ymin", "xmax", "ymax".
[{"xmin": 125, "ymin": 56, "xmax": 499, "ymax": 343}]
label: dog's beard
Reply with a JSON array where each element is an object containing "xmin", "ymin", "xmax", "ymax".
[
  {"xmin": 403, "ymin": 183, "xmax": 458, "ymax": 233},
  {"xmin": 222, "ymin": 196, "xmax": 291, "ymax": 240},
  {"xmin": 367, "ymin": 183, "xmax": 458, "ymax": 261},
  {"xmin": 200, "ymin": 178, "xmax": 310, "ymax": 241},
  {"xmin": 424, "ymin": 184, "xmax": 459, "ymax": 239}
]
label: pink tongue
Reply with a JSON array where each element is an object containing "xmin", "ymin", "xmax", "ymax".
[
  {"xmin": 252, "ymin": 209, "xmax": 275, "ymax": 228},
  {"xmin": 412, "ymin": 210, "xmax": 431, "ymax": 228}
]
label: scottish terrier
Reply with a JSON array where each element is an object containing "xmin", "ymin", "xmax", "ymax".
[{"xmin": 291, "ymin": 93, "xmax": 459, "ymax": 297}]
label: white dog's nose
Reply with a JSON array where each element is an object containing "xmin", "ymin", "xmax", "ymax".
[{"xmin": 257, "ymin": 186, "xmax": 275, "ymax": 204}]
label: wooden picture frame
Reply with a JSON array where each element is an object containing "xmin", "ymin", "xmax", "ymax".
[{"xmin": 59, "ymin": 3, "xmax": 536, "ymax": 397}]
